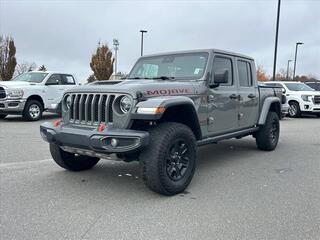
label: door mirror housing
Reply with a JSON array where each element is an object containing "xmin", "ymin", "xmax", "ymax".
[
  {"xmin": 209, "ymin": 70, "xmax": 229, "ymax": 87},
  {"xmin": 46, "ymin": 79, "xmax": 59, "ymax": 85},
  {"xmin": 281, "ymin": 87, "xmax": 286, "ymax": 94}
]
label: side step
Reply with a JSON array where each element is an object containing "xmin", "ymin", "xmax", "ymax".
[{"xmin": 197, "ymin": 127, "xmax": 259, "ymax": 146}]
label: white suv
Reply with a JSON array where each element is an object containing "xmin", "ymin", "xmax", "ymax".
[
  {"xmin": 265, "ymin": 81, "xmax": 320, "ymax": 118},
  {"xmin": 0, "ymin": 71, "xmax": 79, "ymax": 121}
]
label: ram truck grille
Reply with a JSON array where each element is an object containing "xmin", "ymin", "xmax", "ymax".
[
  {"xmin": 0, "ymin": 87, "xmax": 6, "ymax": 99},
  {"xmin": 68, "ymin": 93, "xmax": 115, "ymax": 125},
  {"xmin": 313, "ymin": 95, "xmax": 320, "ymax": 104}
]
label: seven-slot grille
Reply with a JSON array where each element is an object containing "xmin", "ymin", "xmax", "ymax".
[
  {"xmin": 0, "ymin": 87, "xmax": 6, "ymax": 99},
  {"xmin": 313, "ymin": 95, "xmax": 320, "ymax": 104},
  {"xmin": 68, "ymin": 93, "xmax": 115, "ymax": 125}
]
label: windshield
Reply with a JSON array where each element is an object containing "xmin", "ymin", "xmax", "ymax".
[
  {"xmin": 284, "ymin": 83, "xmax": 315, "ymax": 91},
  {"xmin": 128, "ymin": 52, "xmax": 209, "ymax": 80},
  {"xmin": 12, "ymin": 72, "xmax": 48, "ymax": 83}
]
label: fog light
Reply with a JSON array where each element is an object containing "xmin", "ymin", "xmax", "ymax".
[{"xmin": 110, "ymin": 138, "xmax": 118, "ymax": 147}]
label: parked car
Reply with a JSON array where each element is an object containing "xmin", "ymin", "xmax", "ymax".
[
  {"xmin": 0, "ymin": 71, "xmax": 79, "ymax": 120},
  {"xmin": 264, "ymin": 81, "xmax": 320, "ymax": 117},
  {"xmin": 305, "ymin": 81, "xmax": 320, "ymax": 91},
  {"xmin": 40, "ymin": 49, "xmax": 283, "ymax": 195},
  {"xmin": 261, "ymin": 82, "xmax": 289, "ymax": 117}
]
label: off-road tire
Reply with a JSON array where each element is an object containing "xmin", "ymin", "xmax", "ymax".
[
  {"xmin": 0, "ymin": 114, "xmax": 7, "ymax": 119},
  {"xmin": 50, "ymin": 143, "xmax": 100, "ymax": 171},
  {"xmin": 23, "ymin": 100, "xmax": 43, "ymax": 121},
  {"xmin": 140, "ymin": 122, "xmax": 197, "ymax": 196},
  {"xmin": 255, "ymin": 111, "xmax": 280, "ymax": 151},
  {"xmin": 288, "ymin": 101, "xmax": 301, "ymax": 118}
]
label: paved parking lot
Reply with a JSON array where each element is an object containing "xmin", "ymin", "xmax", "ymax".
[{"xmin": 0, "ymin": 114, "xmax": 319, "ymax": 240}]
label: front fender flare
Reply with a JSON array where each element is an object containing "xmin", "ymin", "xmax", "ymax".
[{"xmin": 132, "ymin": 96, "xmax": 196, "ymax": 120}]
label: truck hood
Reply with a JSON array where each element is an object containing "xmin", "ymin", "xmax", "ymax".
[
  {"xmin": 0, "ymin": 81, "xmax": 39, "ymax": 88},
  {"xmin": 290, "ymin": 90, "xmax": 320, "ymax": 96},
  {"xmin": 66, "ymin": 79, "xmax": 197, "ymax": 98}
]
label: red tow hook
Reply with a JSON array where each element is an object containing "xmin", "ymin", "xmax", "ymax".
[
  {"xmin": 98, "ymin": 123, "xmax": 106, "ymax": 132},
  {"xmin": 53, "ymin": 119, "xmax": 62, "ymax": 127}
]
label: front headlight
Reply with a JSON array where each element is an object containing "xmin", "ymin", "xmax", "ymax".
[
  {"xmin": 64, "ymin": 95, "xmax": 72, "ymax": 109},
  {"xmin": 6, "ymin": 89, "xmax": 24, "ymax": 98},
  {"xmin": 119, "ymin": 96, "xmax": 132, "ymax": 113},
  {"xmin": 301, "ymin": 95, "xmax": 312, "ymax": 102}
]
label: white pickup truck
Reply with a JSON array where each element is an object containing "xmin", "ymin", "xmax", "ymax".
[
  {"xmin": 0, "ymin": 71, "xmax": 79, "ymax": 120},
  {"xmin": 265, "ymin": 81, "xmax": 320, "ymax": 117}
]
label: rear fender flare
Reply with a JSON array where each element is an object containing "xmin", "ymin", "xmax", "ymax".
[{"xmin": 258, "ymin": 97, "xmax": 281, "ymax": 125}]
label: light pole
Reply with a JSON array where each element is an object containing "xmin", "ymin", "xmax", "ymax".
[
  {"xmin": 272, "ymin": 0, "xmax": 281, "ymax": 81},
  {"xmin": 293, "ymin": 42, "xmax": 304, "ymax": 80},
  {"xmin": 140, "ymin": 30, "xmax": 147, "ymax": 56},
  {"xmin": 113, "ymin": 39, "xmax": 119, "ymax": 76},
  {"xmin": 286, "ymin": 59, "xmax": 292, "ymax": 80}
]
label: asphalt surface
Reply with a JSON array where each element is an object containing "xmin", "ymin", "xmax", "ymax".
[{"xmin": 0, "ymin": 114, "xmax": 319, "ymax": 240}]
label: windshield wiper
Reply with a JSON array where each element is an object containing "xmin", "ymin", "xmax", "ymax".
[{"xmin": 152, "ymin": 76, "xmax": 175, "ymax": 80}]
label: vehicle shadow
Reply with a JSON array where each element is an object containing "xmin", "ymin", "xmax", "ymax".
[
  {"xmin": 0, "ymin": 113, "xmax": 59, "ymax": 122},
  {"xmin": 49, "ymin": 137, "xmax": 262, "ymax": 197}
]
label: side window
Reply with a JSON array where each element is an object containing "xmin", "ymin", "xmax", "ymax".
[
  {"xmin": 238, "ymin": 60, "xmax": 252, "ymax": 87},
  {"xmin": 46, "ymin": 74, "xmax": 62, "ymax": 85},
  {"xmin": 212, "ymin": 56, "xmax": 233, "ymax": 85},
  {"xmin": 61, "ymin": 75, "xmax": 75, "ymax": 85}
]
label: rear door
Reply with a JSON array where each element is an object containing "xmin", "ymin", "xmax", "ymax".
[
  {"xmin": 236, "ymin": 59, "xmax": 259, "ymax": 128},
  {"xmin": 208, "ymin": 55, "xmax": 238, "ymax": 134}
]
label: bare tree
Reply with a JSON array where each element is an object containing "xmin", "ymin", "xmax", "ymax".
[
  {"xmin": 90, "ymin": 42, "xmax": 114, "ymax": 80},
  {"xmin": 38, "ymin": 65, "xmax": 47, "ymax": 71},
  {"xmin": 87, "ymin": 74, "xmax": 96, "ymax": 83},
  {"xmin": 15, "ymin": 61, "xmax": 37, "ymax": 76},
  {"xmin": 0, "ymin": 36, "xmax": 17, "ymax": 81}
]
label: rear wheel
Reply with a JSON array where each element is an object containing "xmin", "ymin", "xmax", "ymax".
[
  {"xmin": 50, "ymin": 144, "xmax": 100, "ymax": 171},
  {"xmin": 140, "ymin": 122, "xmax": 197, "ymax": 196},
  {"xmin": 23, "ymin": 100, "xmax": 43, "ymax": 121},
  {"xmin": 255, "ymin": 111, "xmax": 280, "ymax": 151},
  {"xmin": 0, "ymin": 114, "xmax": 7, "ymax": 119},
  {"xmin": 288, "ymin": 102, "xmax": 301, "ymax": 118}
]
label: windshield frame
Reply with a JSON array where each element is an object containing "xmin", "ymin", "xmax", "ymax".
[
  {"xmin": 284, "ymin": 82, "xmax": 315, "ymax": 91},
  {"xmin": 12, "ymin": 72, "xmax": 49, "ymax": 83},
  {"xmin": 127, "ymin": 52, "xmax": 210, "ymax": 81}
]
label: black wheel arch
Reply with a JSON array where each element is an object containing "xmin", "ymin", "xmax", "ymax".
[{"xmin": 25, "ymin": 95, "xmax": 45, "ymax": 109}]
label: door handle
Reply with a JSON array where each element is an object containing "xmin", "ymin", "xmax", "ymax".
[
  {"xmin": 229, "ymin": 94, "xmax": 238, "ymax": 100},
  {"xmin": 248, "ymin": 93, "xmax": 256, "ymax": 99}
]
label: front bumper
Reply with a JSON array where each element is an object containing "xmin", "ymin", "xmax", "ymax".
[
  {"xmin": 281, "ymin": 103, "xmax": 289, "ymax": 116},
  {"xmin": 40, "ymin": 122, "xmax": 149, "ymax": 156},
  {"xmin": 0, "ymin": 98, "xmax": 26, "ymax": 114},
  {"xmin": 299, "ymin": 102, "xmax": 320, "ymax": 113}
]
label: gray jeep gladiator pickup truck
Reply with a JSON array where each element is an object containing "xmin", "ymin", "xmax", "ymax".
[{"xmin": 40, "ymin": 49, "xmax": 282, "ymax": 195}]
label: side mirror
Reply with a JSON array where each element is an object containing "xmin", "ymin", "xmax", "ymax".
[
  {"xmin": 210, "ymin": 70, "xmax": 229, "ymax": 87},
  {"xmin": 46, "ymin": 79, "xmax": 59, "ymax": 85},
  {"xmin": 281, "ymin": 88, "xmax": 286, "ymax": 94}
]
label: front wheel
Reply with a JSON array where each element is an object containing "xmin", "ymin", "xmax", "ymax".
[
  {"xmin": 140, "ymin": 122, "xmax": 197, "ymax": 196},
  {"xmin": 0, "ymin": 114, "xmax": 7, "ymax": 119},
  {"xmin": 288, "ymin": 102, "xmax": 301, "ymax": 118},
  {"xmin": 255, "ymin": 111, "xmax": 280, "ymax": 151},
  {"xmin": 23, "ymin": 100, "xmax": 43, "ymax": 121},
  {"xmin": 50, "ymin": 144, "xmax": 100, "ymax": 171}
]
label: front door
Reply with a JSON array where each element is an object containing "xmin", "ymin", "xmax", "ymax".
[
  {"xmin": 45, "ymin": 74, "xmax": 63, "ymax": 107},
  {"xmin": 236, "ymin": 59, "xmax": 259, "ymax": 128},
  {"xmin": 208, "ymin": 55, "xmax": 238, "ymax": 135}
]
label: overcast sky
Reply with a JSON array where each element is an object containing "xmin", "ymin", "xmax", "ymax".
[{"xmin": 1, "ymin": 0, "xmax": 319, "ymax": 82}]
